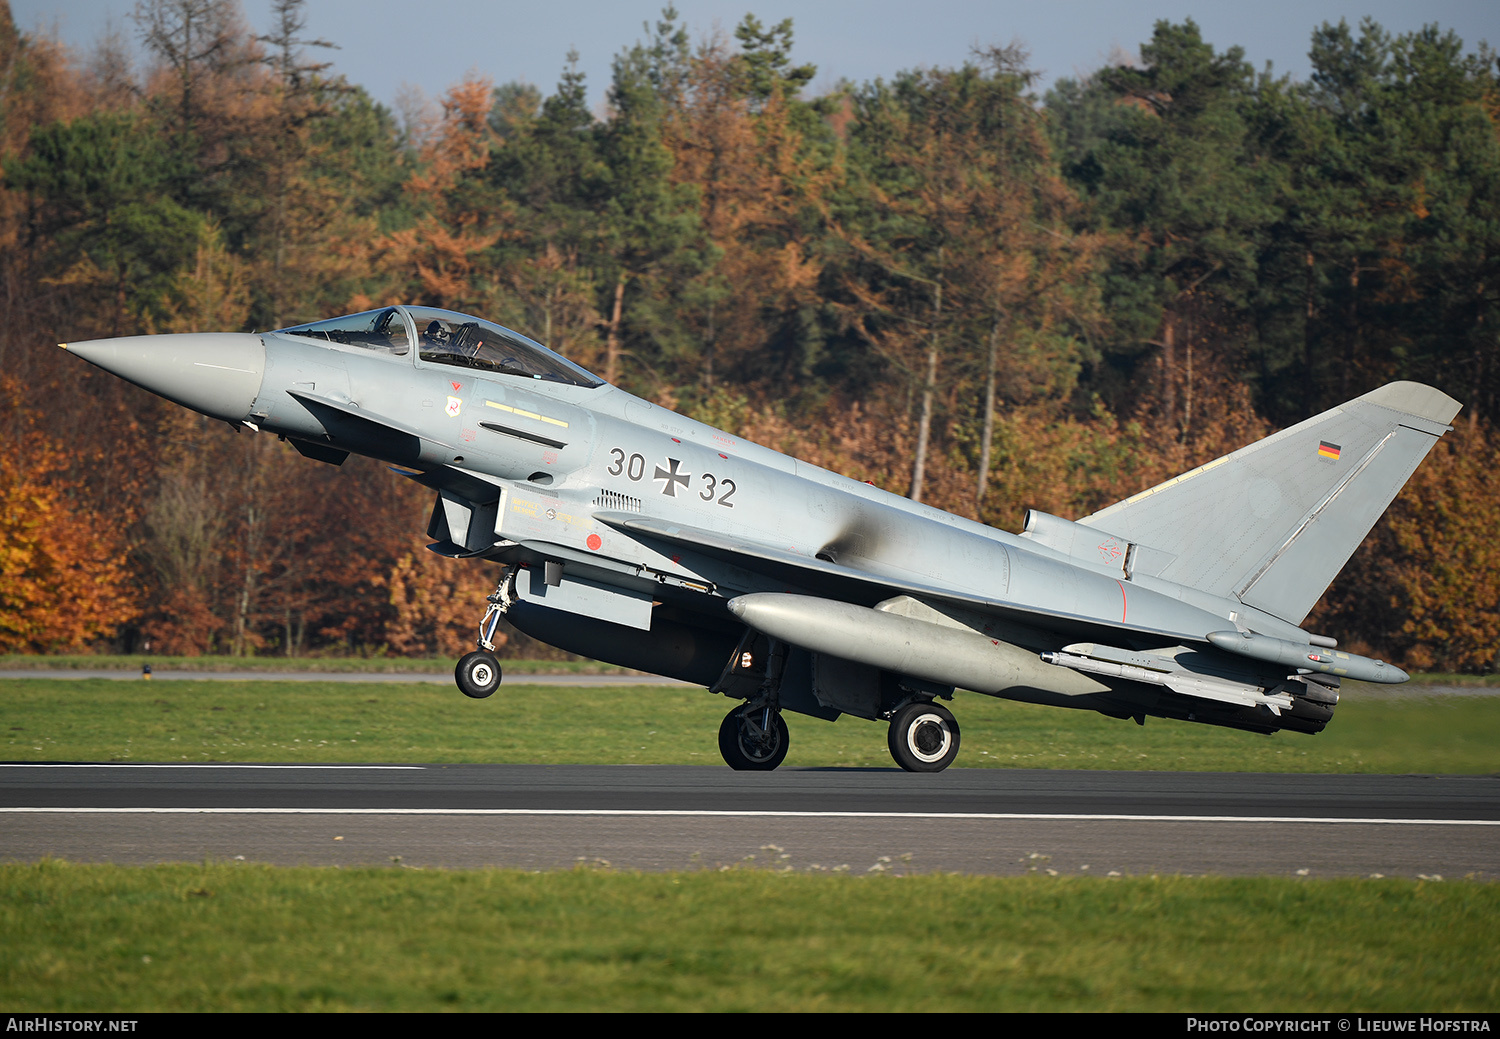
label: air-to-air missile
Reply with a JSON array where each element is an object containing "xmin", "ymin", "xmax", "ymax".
[{"xmin": 63, "ymin": 305, "xmax": 1459, "ymax": 771}]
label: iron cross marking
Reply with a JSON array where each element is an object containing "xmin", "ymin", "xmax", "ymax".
[{"xmin": 654, "ymin": 457, "xmax": 691, "ymax": 497}]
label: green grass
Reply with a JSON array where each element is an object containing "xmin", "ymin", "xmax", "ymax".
[
  {"xmin": 3, "ymin": 677, "xmax": 1497, "ymax": 772},
  {"xmin": 0, "ymin": 654, "xmax": 625, "ymax": 674},
  {"xmin": 1398, "ymin": 672, "xmax": 1500, "ymax": 687},
  {"xmin": 1, "ymin": 862, "xmax": 1494, "ymax": 1011}
]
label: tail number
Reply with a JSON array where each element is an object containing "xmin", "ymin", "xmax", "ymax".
[
  {"xmin": 699, "ymin": 473, "xmax": 737, "ymax": 508},
  {"xmin": 608, "ymin": 448, "xmax": 735, "ymax": 507}
]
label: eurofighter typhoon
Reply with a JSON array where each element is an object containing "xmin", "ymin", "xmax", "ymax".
[{"xmin": 62, "ymin": 306, "xmax": 1460, "ymax": 771}]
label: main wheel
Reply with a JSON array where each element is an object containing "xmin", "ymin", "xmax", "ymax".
[
  {"xmin": 455, "ymin": 651, "xmax": 502, "ymax": 699},
  {"xmin": 718, "ymin": 706, "xmax": 790, "ymax": 771},
  {"xmin": 887, "ymin": 701, "xmax": 960, "ymax": 772}
]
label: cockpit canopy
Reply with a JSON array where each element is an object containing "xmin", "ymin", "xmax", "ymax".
[{"xmin": 277, "ymin": 306, "xmax": 603, "ymax": 388}]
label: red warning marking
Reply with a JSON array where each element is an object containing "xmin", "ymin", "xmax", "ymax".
[
  {"xmin": 451, "ymin": 381, "xmax": 462, "ymax": 391},
  {"xmin": 1116, "ymin": 579, "xmax": 1128, "ymax": 622},
  {"xmin": 586, "ymin": 534, "xmax": 602, "ymax": 551}
]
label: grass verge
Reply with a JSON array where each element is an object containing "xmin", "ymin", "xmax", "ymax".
[
  {"xmin": 1, "ymin": 862, "xmax": 1494, "ymax": 1012},
  {"xmin": 2, "ymin": 678, "xmax": 1497, "ymax": 772}
]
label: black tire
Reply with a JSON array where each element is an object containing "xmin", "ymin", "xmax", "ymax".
[
  {"xmin": 887, "ymin": 701, "xmax": 960, "ymax": 772},
  {"xmin": 718, "ymin": 706, "xmax": 789, "ymax": 771},
  {"xmin": 455, "ymin": 651, "xmax": 502, "ymax": 699}
]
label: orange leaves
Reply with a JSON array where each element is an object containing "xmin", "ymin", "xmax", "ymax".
[
  {"xmin": 379, "ymin": 220, "xmax": 503, "ymax": 310},
  {"xmin": 1313, "ymin": 420, "xmax": 1500, "ymax": 670},
  {"xmin": 0, "ymin": 413, "xmax": 138, "ymax": 653},
  {"xmin": 378, "ymin": 75, "xmax": 506, "ymax": 310},
  {"xmin": 405, "ymin": 75, "xmax": 497, "ymax": 204},
  {"xmin": 379, "ymin": 551, "xmax": 504, "ymax": 658}
]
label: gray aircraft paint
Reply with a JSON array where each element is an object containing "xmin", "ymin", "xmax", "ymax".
[
  {"xmin": 1080, "ymin": 382, "xmax": 1461, "ymax": 624},
  {"xmin": 61, "ymin": 304, "xmax": 1460, "ymax": 766}
]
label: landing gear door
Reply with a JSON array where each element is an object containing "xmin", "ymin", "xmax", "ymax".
[
  {"xmin": 514, "ymin": 566, "xmax": 653, "ymax": 631},
  {"xmin": 427, "ymin": 483, "xmax": 505, "ymax": 556}
]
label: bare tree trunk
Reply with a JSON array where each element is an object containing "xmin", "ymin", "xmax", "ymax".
[
  {"xmin": 703, "ymin": 298, "xmax": 716, "ymax": 391},
  {"xmin": 909, "ymin": 280, "xmax": 941, "ymax": 503},
  {"xmin": 605, "ymin": 272, "xmax": 626, "ymax": 384},
  {"xmin": 232, "ymin": 502, "xmax": 262, "ymax": 657},
  {"xmin": 1160, "ymin": 311, "xmax": 1176, "ymax": 438},
  {"xmin": 1183, "ymin": 310, "xmax": 1193, "ymax": 445},
  {"xmin": 1344, "ymin": 266, "xmax": 1359, "ymax": 401},
  {"xmin": 976, "ymin": 310, "xmax": 1001, "ymax": 508}
]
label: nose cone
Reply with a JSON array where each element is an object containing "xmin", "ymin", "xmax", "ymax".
[{"xmin": 62, "ymin": 333, "xmax": 266, "ymax": 422}]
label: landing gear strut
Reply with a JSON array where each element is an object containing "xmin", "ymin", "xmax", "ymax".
[
  {"xmin": 716, "ymin": 636, "xmax": 790, "ymax": 770},
  {"xmin": 455, "ymin": 568, "xmax": 515, "ymax": 699},
  {"xmin": 887, "ymin": 700, "xmax": 961, "ymax": 772}
]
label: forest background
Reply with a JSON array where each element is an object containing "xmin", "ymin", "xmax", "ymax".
[{"xmin": 1, "ymin": 0, "xmax": 1497, "ymax": 672}]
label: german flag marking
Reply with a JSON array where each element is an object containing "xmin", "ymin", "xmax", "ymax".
[{"xmin": 1318, "ymin": 441, "xmax": 1341, "ymax": 461}]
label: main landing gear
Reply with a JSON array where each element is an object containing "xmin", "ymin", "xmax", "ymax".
[
  {"xmin": 718, "ymin": 695, "xmax": 962, "ymax": 772},
  {"xmin": 886, "ymin": 700, "xmax": 961, "ymax": 772},
  {"xmin": 718, "ymin": 704, "xmax": 790, "ymax": 771},
  {"xmin": 712, "ymin": 633, "xmax": 963, "ymax": 773},
  {"xmin": 716, "ymin": 637, "xmax": 791, "ymax": 771},
  {"xmin": 455, "ymin": 569, "xmax": 515, "ymax": 699}
]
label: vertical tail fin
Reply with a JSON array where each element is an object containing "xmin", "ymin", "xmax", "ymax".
[{"xmin": 1079, "ymin": 382, "xmax": 1461, "ymax": 623}]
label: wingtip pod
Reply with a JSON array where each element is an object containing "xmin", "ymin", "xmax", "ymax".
[
  {"xmin": 1206, "ymin": 630, "xmax": 1408, "ymax": 684},
  {"xmin": 1361, "ymin": 381, "xmax": 1462, "ymax": 427}
]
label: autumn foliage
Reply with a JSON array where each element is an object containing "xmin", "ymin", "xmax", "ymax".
[
  {"xmin": 1315, "ymin": 421, "xmax": 1500, "ymax": 672},
  {"xmin": 0, "ymin": 384, "xmax": 136, "ymax": 651},
  {"xmin": 1, "ymin": 4, "xmax": 1497, "ymax": 670}
]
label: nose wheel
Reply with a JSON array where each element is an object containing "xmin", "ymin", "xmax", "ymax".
[
  {"xmin": 887, "ymin": 701, "xmax": 960, "ymax": 772},
  {"xmin": 455, "ymin": 650, "xmax": 502, "ymax": 699},
  {"xmin": 718, "ymin": 705, "xmax": 790, "ymax": 771},
  {"xmin": 455, "ymin": 569, "xmax": 514, "ymax": 700}
]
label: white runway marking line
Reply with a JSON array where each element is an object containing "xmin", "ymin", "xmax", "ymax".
[{"xmin": 0, "ymin": 808, "xmax": 1495, "ymax": 825}]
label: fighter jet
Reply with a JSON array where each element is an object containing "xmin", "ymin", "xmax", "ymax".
[{"xmin": 62, "ymin": 305, "xmax": 1460, "ymax": 771}]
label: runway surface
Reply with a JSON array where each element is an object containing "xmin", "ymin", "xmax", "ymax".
[{"xmin": 2, "ymin": 764, "xmax": 1495, "ymax": 877}]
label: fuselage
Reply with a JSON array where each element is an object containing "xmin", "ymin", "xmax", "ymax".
[
  {"xmin": 65, "ymin": 304, "xmax": 1390, "ymax": 745},
  {"xmin": 246, "ymin": 313, "xmax": 1245, "ymax": 640}
]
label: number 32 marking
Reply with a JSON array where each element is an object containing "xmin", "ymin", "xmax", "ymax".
[{"xmin": 699, "ymin": 473, "xmax": 737, "ymax": 507}]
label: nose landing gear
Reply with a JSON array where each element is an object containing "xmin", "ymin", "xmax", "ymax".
[
  {"xmin": 455, "ymin": 651, "xmax": 501, "ymax": 698},
  {"xmin": 455, "ymin": 568, "xmax": 515, "ymax": 699}
]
